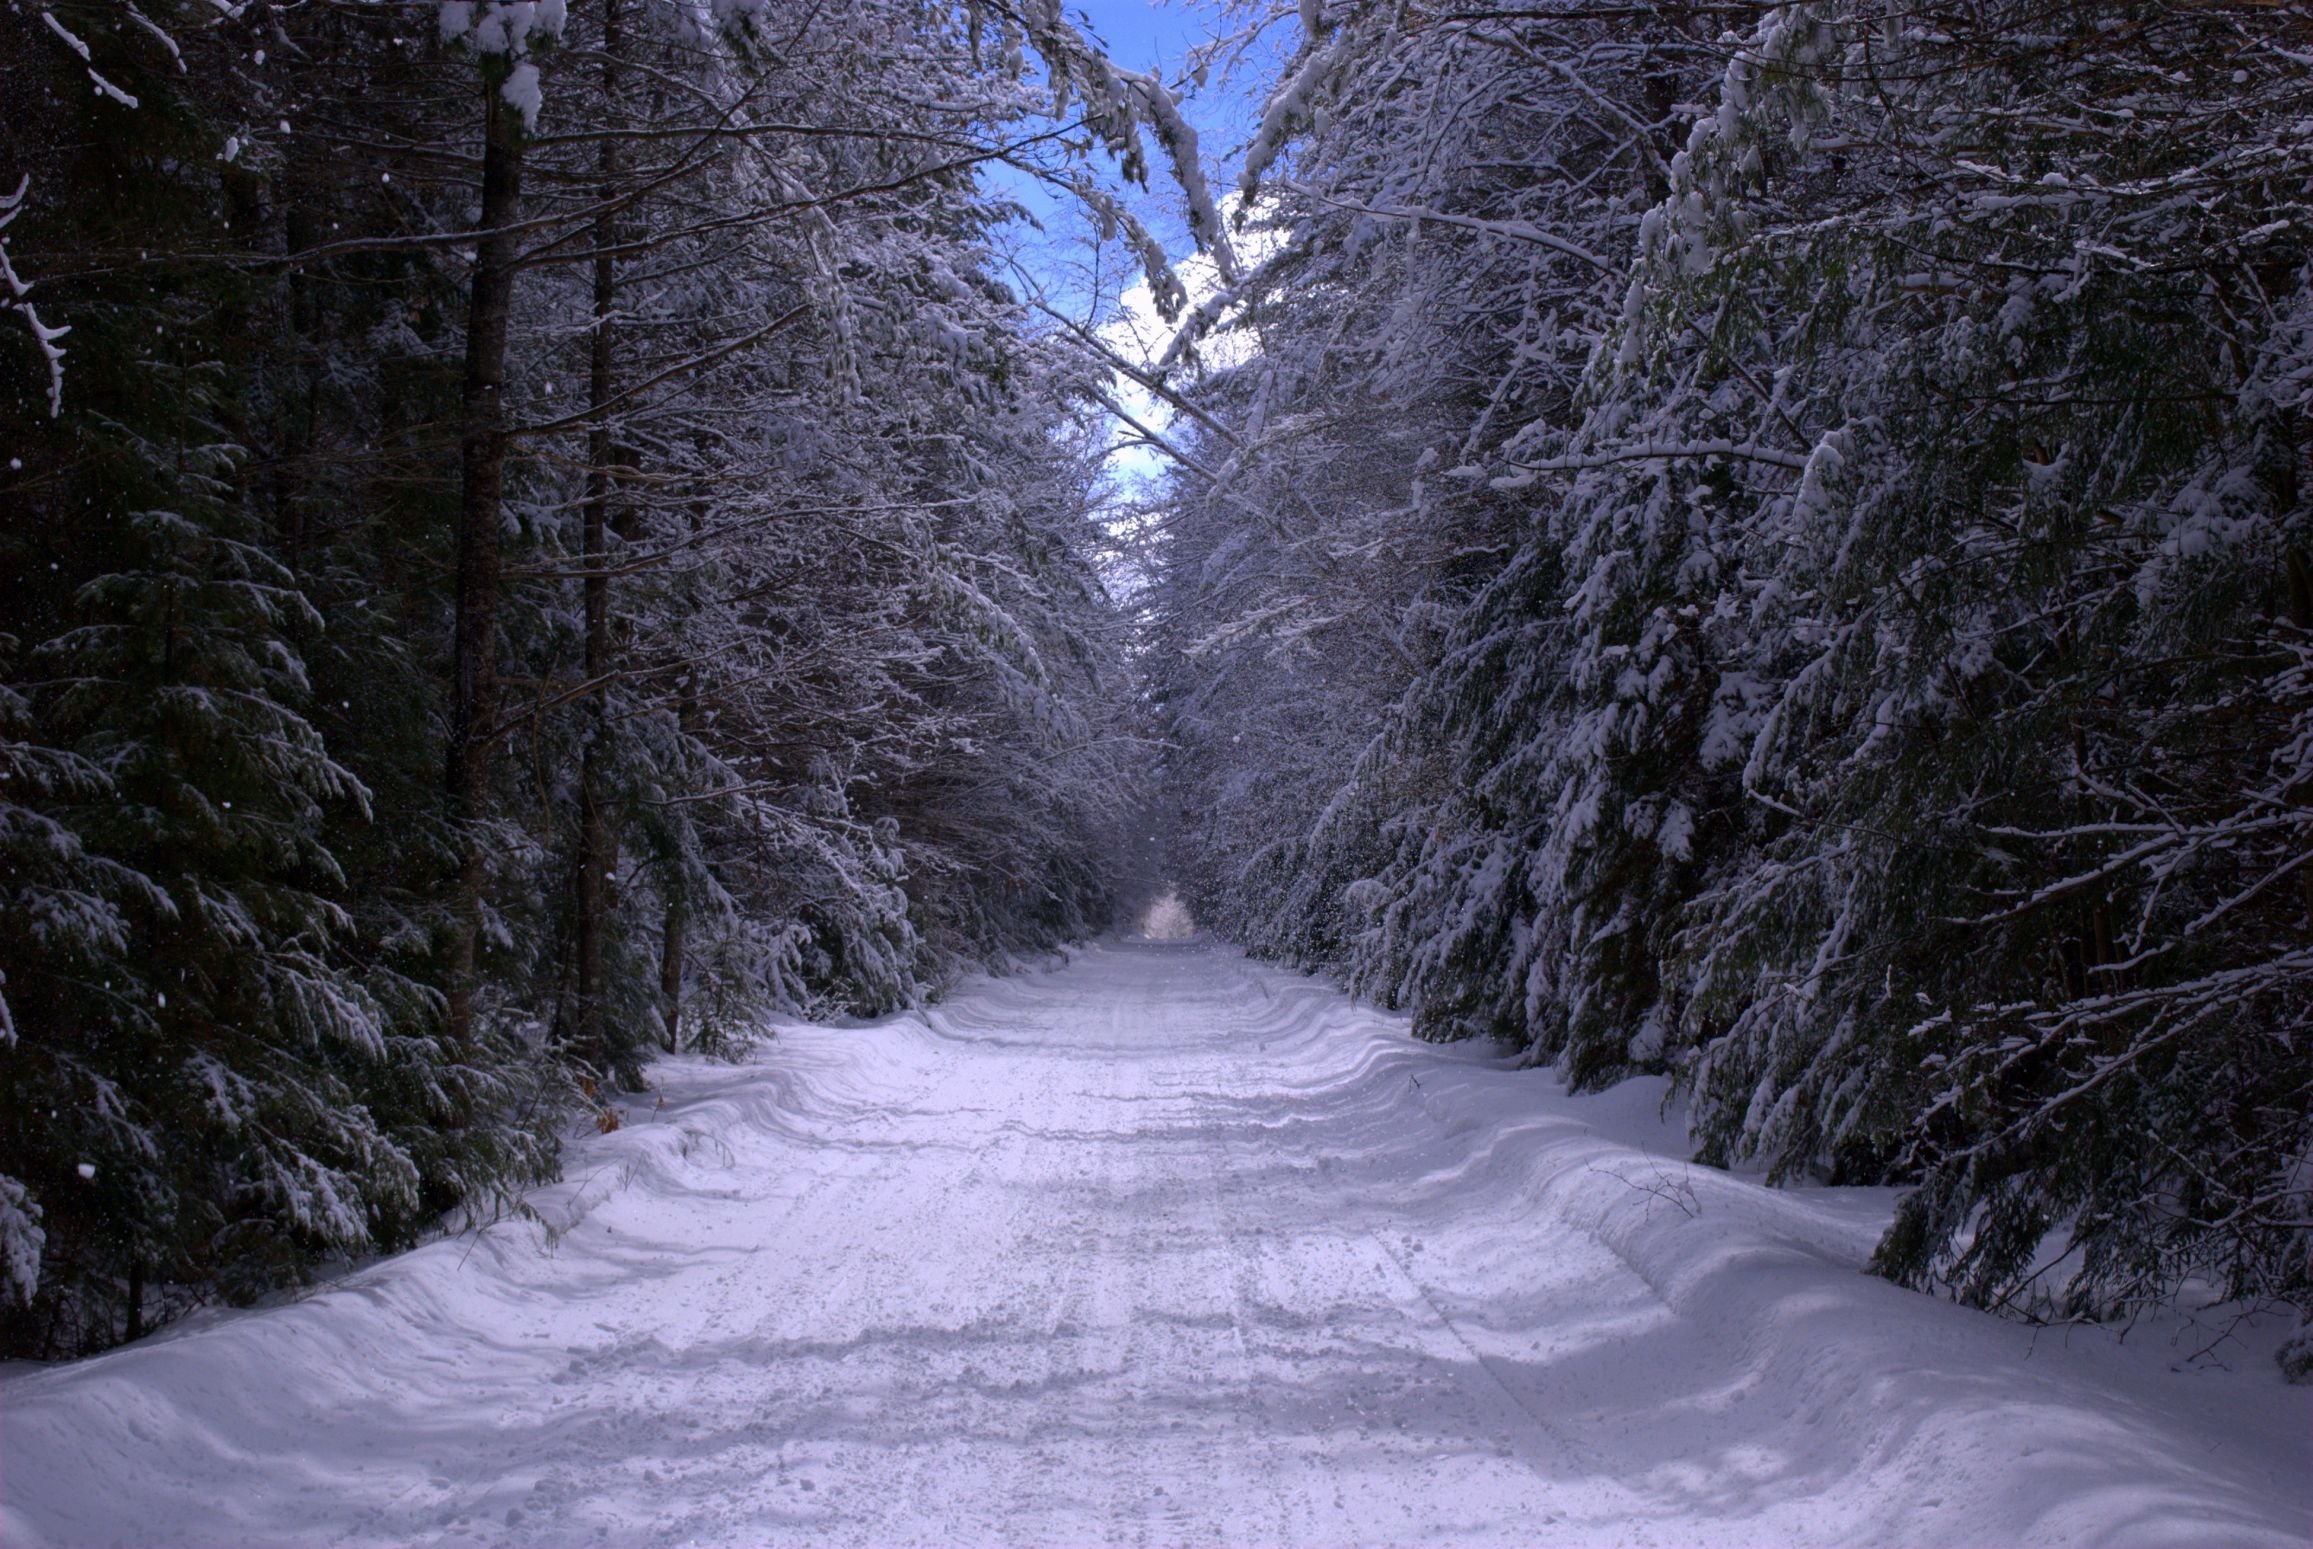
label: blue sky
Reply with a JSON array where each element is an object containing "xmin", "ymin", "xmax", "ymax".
[{"xmin": 1067, "ymin": 0, "xmax": 1213, "ymax": 75}]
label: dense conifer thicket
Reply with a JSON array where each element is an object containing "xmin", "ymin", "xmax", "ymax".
[
  {"xmin": 0, "ymin": 0, "xmax": 1212, "ymax": 1356},
  {"xmin": 1150, "ymin": 0, "xmax": 2313, "ymax": 1371}
]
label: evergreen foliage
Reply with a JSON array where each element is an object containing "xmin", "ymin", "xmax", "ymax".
[
  {"xmin": 0, "ymin": 0, "xmax": 1179, "ymax": 1356},
  {"xmin": 1150, "ymin": 0, "xmax": 2313, "ymax": 1368}
]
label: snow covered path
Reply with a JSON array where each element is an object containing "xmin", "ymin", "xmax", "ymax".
[{"xmin": 4, "ymin": 938, "xmax": 2308, "ymax": 1548}]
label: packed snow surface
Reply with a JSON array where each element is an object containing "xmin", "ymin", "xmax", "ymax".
[{"xmin": 4, "ymin": 939, "xmax": 2307, "ymax": 1548}]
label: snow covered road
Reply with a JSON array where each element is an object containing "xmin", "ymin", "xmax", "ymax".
[{"xmin": 4, "ymin": 938, "xmax": 2308, "ymax": 1548}]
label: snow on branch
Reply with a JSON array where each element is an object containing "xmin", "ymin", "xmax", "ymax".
[
  {"xmin": 37, "ymin": 5, "xmax": 140, "ymax": 107},
  {"xmin": 0, "ymin": 1174, "xmax": 40, "ymax": 1307},
  {"xmin": 1110, "ymin": 65, "xmax": 1238, "ymax": 285},
  {"xmin": 1240, "ymin": 30, "xmax": 1341, "ymax": 204},
  {"xmin": 438, "ymin": 1, "xmax": 567, "ymax": 130},
  {"xmin": 1155, "ymin": 276, "xmax": 1248, "ymax": 374},
  {"xmin": 437, "ymin": 0, "xmax": 565, "ymax": 56},
  {"xmin": 1920, "ymin": 946, "xmax": 2313, "ymax": 1152},
  {"xmin": 1, "ymin": 178, "xmax": 68, "ymax": 418},
  {"xmin": 123, "ymin": 3, "xmax": 185, "ymax": 73},
  {"xmin": 1274, "ymin": 181, "xmax": 1610, "ymax": 271},
  {"xmin": 1494, "ymin": 440, "xmax": 1810, "ymax": 486},
  {"xmin": 1007, "ymin": 2, "xmax": 1239, "ymax": 291}
]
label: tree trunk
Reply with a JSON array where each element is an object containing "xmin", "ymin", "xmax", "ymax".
[
  {"xmin": 660, "ymin": 658, "xmax": 697, "ymax": 1054},
  {"xmin": 2288, "ymin": 543, "xmax": 2313, "ymax": 939},
  {"xmin": 124, "ymin": 1256, "xmax": 144, "ymax": 1343},
  {"xmin": 445, "ymin": 67, "xmax": 528, "ymax": 1054},
  {"xmin": 576, "ymin": 5, "xmax": 625, "ymax": 1076},
  {"xmin": 660, "ymin": 896, "xmax": 685, "ymax": 1053},
  {"xmin": 2281, "ymin": 408, "xmax": 2311, "ymax": 938}
]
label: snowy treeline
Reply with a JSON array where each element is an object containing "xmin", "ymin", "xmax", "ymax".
[
  {"xmin": 1151, "ymin": 0, "xmax": 2313, "ymax": 1371},
  {"xmin": 0, "ymin": 0, "xmax": 1197, "ymax": 1355}
]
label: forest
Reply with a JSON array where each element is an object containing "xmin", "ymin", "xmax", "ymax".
[{"xmin": 4, "ymin": 0, "xmax": 2310, "ymax": 1387}]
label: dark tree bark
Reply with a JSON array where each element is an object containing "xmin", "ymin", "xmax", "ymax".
[
  {"xmin": 124, "ymin": 1257, "xmax": 144, "ymax": 1343},
  {"xmin": 576, "ymin": 3, "xmax": 626, "ymax": 1075},
  {"xmin": 662, "ymin": 673, "xmax": 695, "ymax": 1053},
  {"xmin": 660, "ymin": 895, "xmax": 686, "ymax": 1053},
  {"xmin": 446, "ymin": 67, "xmax": 528, "ymax": 1054}
]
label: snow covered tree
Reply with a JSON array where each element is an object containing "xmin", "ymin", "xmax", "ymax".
[
  {"xmin": 0, "ymin": 0, "xmax": 1178, "ymax": 1353},
  {"xmin": 1151, "ymin": 0, "xmax": 2313, "ymax": 1365},
  {"xmin": 0, "ymin": 0, "xmax": 572, "ymax": 1351},
  {"xmin": 1649, "ymin": 0, "xmax": 2313, "ymax": 1340},
  {"xmin": 1148, "ymin": 0, "xmax": 1720, "ymax": 1077}
]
